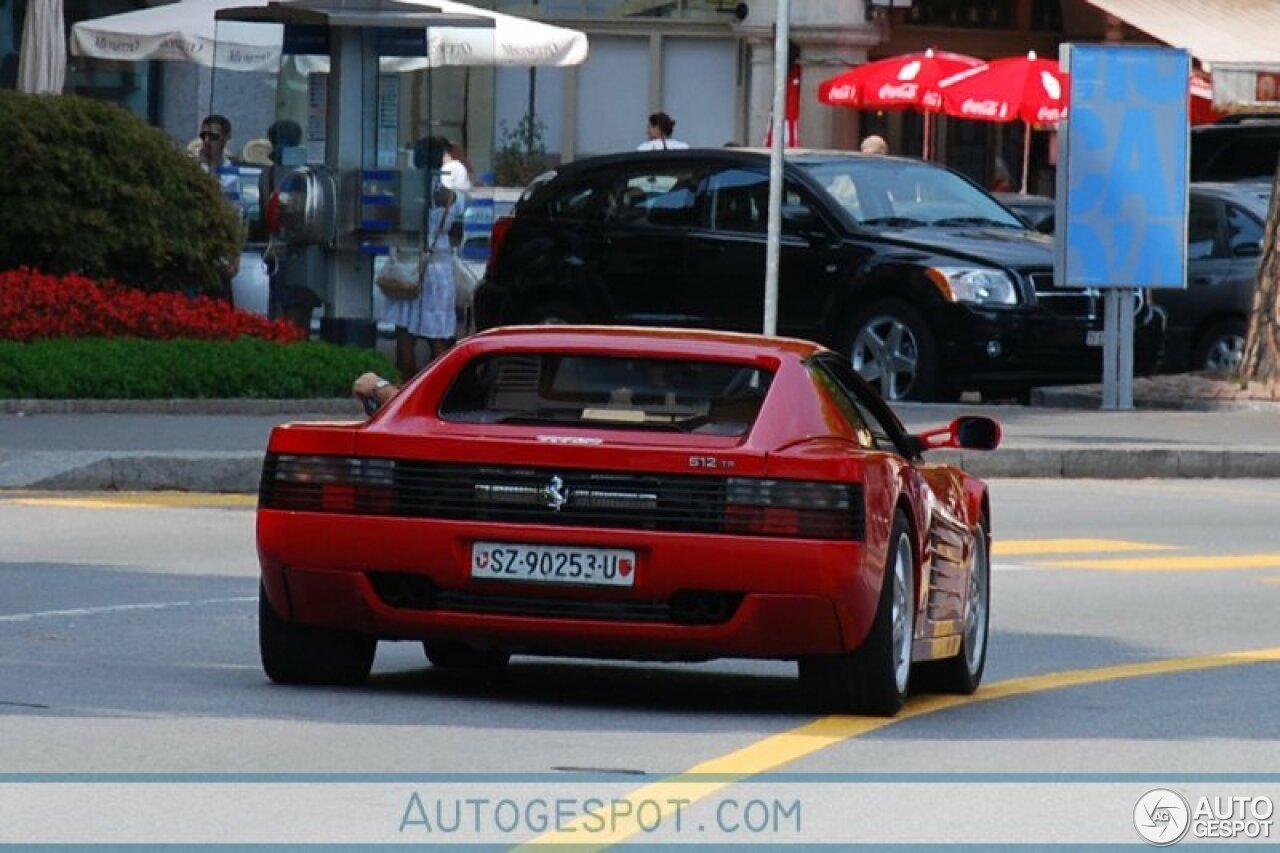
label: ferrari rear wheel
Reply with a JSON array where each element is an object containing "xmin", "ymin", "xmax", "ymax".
[
  {"xmin": 799, "ymin": 511, "xmax": 915, "ymax": 716},
  {"xmin": 258, "ymin": 583, "xmax": 376, "ymax": 686},
  {"xmin": 424, "ymin": 640, "xmax": 511, "ymax": 671},
  {"xmin": 916, "ymin": 518, "xmax": 990, "ymax": 695}
]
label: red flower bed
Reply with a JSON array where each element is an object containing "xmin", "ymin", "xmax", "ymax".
[{"xmin": 0, "ymin": 268, "xmax": 306, "ymax": 343}]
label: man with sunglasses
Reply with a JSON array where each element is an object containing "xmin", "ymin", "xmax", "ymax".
[{"xmin": 196, "ymin": 114, "xmax": 244, "ymax": 291}]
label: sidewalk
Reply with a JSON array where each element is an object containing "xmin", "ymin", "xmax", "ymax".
[{"xmin": 1, "ymin": 379, "xmax": 1278, "ymax": 491}]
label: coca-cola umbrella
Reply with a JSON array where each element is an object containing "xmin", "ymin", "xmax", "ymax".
[
  {"xmin": 938, "ymin": 51, "xmax": 1069, "ymax": 193},
  {"xmin": 1190, "ymin": 68, "xmax": 1224, "ymax": 126},
  {"xmin": 818, "ymin": 48, "xmax": 982, "ymax": 159}
]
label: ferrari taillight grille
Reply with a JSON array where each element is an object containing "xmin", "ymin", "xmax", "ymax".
[{"xmin": 260, "ymin": 455, "xmax": 864, "ymax": 541}]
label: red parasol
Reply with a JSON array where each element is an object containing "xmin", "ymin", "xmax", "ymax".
[
  {"xmin": 1190, "ymin": 68, "xmax": 1224, "ymax": 126},
  {"xmin": 817, "ymin": 49, "xmax": 982, "ymax": 158},
  {"xmin": 938, "ymin": 51, "xmax": 1070, "ymax": 193},
  {"xmin": 764, "ymin": 62, "xmax": 802, "ymax": 148}
]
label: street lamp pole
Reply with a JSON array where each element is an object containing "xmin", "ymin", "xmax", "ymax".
[{"xmin": 763, "ymin": 0, "xmax": 790, "ymax": 337}]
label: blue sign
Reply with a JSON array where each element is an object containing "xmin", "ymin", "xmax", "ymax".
[{"xmin": 1057, "ymin": 45, "xmax": 1190, "ymax": 289}]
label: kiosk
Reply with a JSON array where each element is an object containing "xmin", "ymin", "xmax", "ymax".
[{"xmin": 211, "ymin": 0, "xmax": 496, "ymax": 346}]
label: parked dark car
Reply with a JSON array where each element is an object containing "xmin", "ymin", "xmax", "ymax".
[
  {"xmin": 475, "ymin": 149, "xmax": 1163, "ymax": 401},
  {"xmin": 995, "ymin": 192, "xmax": 1055, "ymax": 233},
  {"xmin": 998, "ymin": 183, "xmax": 1273, "ymax": 373},
  {"xmin": 1190, "ymin": 118, "xmax": 1280, "ymax": 184},
  {"xmin": 1151, "ymin": 181, "xmax": 1272, "ymax": 373}
]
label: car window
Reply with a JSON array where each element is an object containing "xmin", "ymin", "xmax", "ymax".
[
  {"xmin": 548, "ymin": 181, "xmax": 611, "ymax": 223},
  {"xmin": 1225, "ymin": 204, "xmax": 1264, "ymax": 256},
  {"xmin": 1188, "ymin": 197, "xmax": 1223, "ymax": 261},
  {"xmin": 705, "ymin": 168, "xmax": 768, "ymax": 233},
  {"xmin": 808, "ymin": 357, "xmax": 903, "ymax": 452},
  {"xmin": 1208, "ymin": 136, "xmax": 1280, "ymax": 182},
  {"xmin": 608, "ymin": 167, "xmax": 700, "ymax": 227},
  {"xmin": 439, "ymin": 353, "xmax": 773, "ymax": 436},
  {"xmin": 801, "ymin": 157, "xmax": 1024, "ymax": 230}
]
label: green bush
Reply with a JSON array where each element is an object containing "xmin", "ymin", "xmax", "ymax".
[
  {"xmin": 0, "ymin": 339, "xmax": 399, "ymax": 399},
  {"xmin": 0, "ymin": 92, "xmax": 242, "ymax": 293}
]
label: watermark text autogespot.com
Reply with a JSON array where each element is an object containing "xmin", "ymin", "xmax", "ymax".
[{"xmin": 398, "ymin": 792, "xmax": 802, "ymax": 837}]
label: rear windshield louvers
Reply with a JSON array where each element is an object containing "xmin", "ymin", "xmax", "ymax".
[{"xmin": 261, "ymin": 455, "xmax": 865, "ymax": 541}]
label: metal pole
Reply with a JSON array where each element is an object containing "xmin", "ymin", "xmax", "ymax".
[
  {"xmin": 1117, "ymin": 288, "xmax": 1135, "ymax": 410},
  {"xmin": 763, "ymin": 0, "xmax": 790, "ymax": 337}
]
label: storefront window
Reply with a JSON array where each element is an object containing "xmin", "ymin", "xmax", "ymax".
[{"xmin": 909, "ymin": 0, "xmax": 1015, "ymax": 29}]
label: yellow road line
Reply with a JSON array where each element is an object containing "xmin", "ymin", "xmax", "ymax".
[
  {"xmin": 521, "ymin": 646, "xmax": 1280, "ymax": 848},
  {"xmin": 1041, "ymin": 554, "xmax": 1280, "ymax": 571},
  {"xmin": 1, "ymin": 493, "xmax": 255, "ymax": 509},
  {"xmin": 993, "ymin": 538, "xmax": 1177, "ymax": 556}
]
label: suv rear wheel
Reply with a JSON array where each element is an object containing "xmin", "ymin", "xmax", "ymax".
[{"xmin": 844, "ymin": 300, "xmax": 943, "ymax": 401}]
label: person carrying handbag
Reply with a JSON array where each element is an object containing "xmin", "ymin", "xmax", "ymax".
[{"xmin": 380, "ymin": 137, "xmax": 471, "ymax": 378}]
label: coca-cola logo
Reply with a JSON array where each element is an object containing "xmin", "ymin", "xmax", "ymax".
[
  {"xmin": 878, "ymin": 82, "xmax": 918, "ymax": 101},
  {"xmin": 961, "ymin": 98, "xmax": 1007, "ymax": 119},
  {"xmin": 827, "ymin": 83, "xmax": 856, "ymax": 101},
  {"xmin": 1036, "ymin": 105, "xmax": 1064, "ymax": 123}
]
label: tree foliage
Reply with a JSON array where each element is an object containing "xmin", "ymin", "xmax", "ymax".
[
  {"xmin": 493, "ymin": 114, "xmax": 549, "ymax": 187},
  {"xmin": 0, "ymin": 91, "xmax": 242, "ymax": 293}
]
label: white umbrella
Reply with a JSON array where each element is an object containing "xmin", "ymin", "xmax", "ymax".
[
  {"xmin": 17, "ymin": 0, "xmax": 66, "ymax": 93},
  {"xmin": 71, "ymin": 0, "xmax": 588, "ymax": 71}
]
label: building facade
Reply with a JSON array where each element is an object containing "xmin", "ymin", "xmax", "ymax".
[{"xmin": 3, "ymin": 0, "xmax": 1127, "ymax": 190}]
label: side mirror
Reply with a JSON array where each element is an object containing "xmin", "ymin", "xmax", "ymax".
[{"xmin": 914, "ymin": 416, "xmax": 1002, "ymax": 452}]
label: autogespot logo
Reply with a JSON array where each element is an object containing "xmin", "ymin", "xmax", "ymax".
[{"xmin": 1135, "ymin": 789, "xmax": 1191, "ymax": 846}]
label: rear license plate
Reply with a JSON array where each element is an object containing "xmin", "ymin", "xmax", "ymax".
[
  {"xmin": 1086, "ymin": 330, "xmax": 1105, "ymax": 347},
  {"xmin": 471, "ymin": 541, "xmax": 637, "ymax": 587}
]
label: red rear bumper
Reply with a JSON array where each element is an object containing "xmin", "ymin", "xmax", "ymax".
[{"xmin": 258, "ymin": 510, "xmax": 881, "ymax": 659}]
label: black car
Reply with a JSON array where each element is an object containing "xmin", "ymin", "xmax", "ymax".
[
  {"xmin": 1151, "ymin": 181, "xmax": 1272, "ymax": 373},
  {"xmin": 994, "ymin": 192, "xmax": 1055, "ymax": 234},
  {"xmin": 475, "ymin": 149, "xmax": 1163, "ymax": 401},
  {"xmin": 998, "ymin": 183, "xmax": 1272, "ymax": 373},
  {"xmin": 1190, "ymin": 118, "xmax": 1280, "ymax": 183}
]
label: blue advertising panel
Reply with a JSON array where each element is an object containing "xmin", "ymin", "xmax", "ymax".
[{"xmin": 1057, "ymin": 45, "xmax": 1190, "ymax": 289}]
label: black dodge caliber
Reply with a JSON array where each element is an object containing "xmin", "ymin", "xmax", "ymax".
[{"xmin": 474, "ymin": 149, "xmax": 1163, "ymax": 401}]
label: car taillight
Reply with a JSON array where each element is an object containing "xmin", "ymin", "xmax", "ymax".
[
  {"xmin": 485, "ymin": 215, "xmax": 513, "ymax": 278},
  {"xmin": 260, "ymin": 454, "xmax": 395, "ymax": 514},
  {"xmin": 722, "ymin": 478, "xmax": 860, "ymax": 540}
]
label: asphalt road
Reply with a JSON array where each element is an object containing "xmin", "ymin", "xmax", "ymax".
[{"xmin": 2, "ymin": 481, "xmax": 1279, "ymax": 845}]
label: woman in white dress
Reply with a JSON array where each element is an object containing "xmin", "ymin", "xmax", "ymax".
[{"xmin": 384, "ymin": 137, "xmax": 471, "ymax": 377}]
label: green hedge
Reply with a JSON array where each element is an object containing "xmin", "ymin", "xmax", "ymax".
[
  {"xmin": 0, "ymin": 339, "xmax": 398, "ymax": 399},
  {"xmin": 0, "ymin": 92, "xmax": 242, "ymax": 293}
]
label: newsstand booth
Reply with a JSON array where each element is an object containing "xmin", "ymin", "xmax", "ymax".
[{"xmin": 210, "ymin": 0, "xmax": 495, "ymax": 345}]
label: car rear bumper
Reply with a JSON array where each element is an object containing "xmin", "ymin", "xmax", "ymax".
[{"xmin": 258, "ymin": 511, "xmax": 876, "ymax": 660}]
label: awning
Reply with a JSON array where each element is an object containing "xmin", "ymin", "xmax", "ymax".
[
  {"xmin": 70, "ymin": 0, "xmax": 589, "ymax": 70},
  {"xmin": 1084, "ymin": 0, "xmax": 1280, "ymax": 66}
]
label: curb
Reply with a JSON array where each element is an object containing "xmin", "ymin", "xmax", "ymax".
[{"xmin": 0, "ymin": 399, "xmax": 357, "ymax": 416}]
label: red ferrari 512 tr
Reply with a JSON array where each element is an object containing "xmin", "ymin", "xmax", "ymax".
[{"xmin": 256, "ymin": 327, "xmax": 1000, "ymax": 716}]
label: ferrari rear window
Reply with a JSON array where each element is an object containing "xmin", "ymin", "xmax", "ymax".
[{"xmin": 439, "ymin": 354, "xmax": 773, "ymax": 435}]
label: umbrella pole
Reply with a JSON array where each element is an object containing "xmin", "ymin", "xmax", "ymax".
[
  {"xmin": 1020, "ymin": 121, "xmax": 1031, "ymax": 194},
  {"xmin": 923, "ymin": 112, "xmax": 930, "ymax": 160}
]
